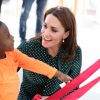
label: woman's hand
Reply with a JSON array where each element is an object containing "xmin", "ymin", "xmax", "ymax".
[{"xmin": 54, "ymin": 71, "xmax": 72, "ymax": 83}]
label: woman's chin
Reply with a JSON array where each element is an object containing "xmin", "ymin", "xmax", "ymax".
[{"xmin": 42, "ymin": 44, "xmax": 49, "ymax": 48}]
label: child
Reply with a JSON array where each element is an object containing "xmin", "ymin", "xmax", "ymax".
[{"xmin": 0, "ymin": 21, "xmax": 72, "ymax": 100}]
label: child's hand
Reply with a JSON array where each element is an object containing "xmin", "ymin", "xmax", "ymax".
[{"xmin": 54, "ymin": 71, "xmax": 72, "ymax": 83}]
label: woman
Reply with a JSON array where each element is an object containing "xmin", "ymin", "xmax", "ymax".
[{"xmin": 18, "ymin": 6, "xmax": 82, "ymax": 100}]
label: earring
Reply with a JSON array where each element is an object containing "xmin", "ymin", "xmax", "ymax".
[{"xmin": 62, "ymin": 39, "xmax": 64, "ymax": 42}]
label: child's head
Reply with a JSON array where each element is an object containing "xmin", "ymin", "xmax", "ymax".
[{"xmin": 0, "ymin": 21, "xmax": 14, "ymax": 52}]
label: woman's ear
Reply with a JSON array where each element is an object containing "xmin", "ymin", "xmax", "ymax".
[{"xmin": 63, "ymin": 31, "xmax": 69, "ymax": 39}]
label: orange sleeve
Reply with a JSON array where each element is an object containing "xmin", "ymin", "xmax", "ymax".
[{"xmin": 14, "ymin": 49, "xmax": 57, "ymax": 79}]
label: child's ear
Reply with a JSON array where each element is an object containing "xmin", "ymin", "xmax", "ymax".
[{"xmin": 63, "ymin": 31, "xmax": 69, "ymax": 39}]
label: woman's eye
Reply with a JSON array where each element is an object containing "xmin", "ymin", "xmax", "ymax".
[{"xmin": 52, "ymin": 28, "xmax": 58, "ymax": 32}]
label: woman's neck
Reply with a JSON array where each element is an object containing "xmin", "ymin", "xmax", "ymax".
[{"xmin": 48, "ymin": 47, "xmax": 59, "ymax": 57}]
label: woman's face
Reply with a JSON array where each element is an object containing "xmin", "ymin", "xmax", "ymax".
[{"xmin": 41, "ymin": 14, "xmax": 69, "ymax": 49}]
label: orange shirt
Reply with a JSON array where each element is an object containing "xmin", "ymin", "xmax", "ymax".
[{"xmin": 0, "ymin": 49, "xmax": 57, "ymax": 100}]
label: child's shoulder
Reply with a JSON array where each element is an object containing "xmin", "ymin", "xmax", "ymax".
[
  {"xmin": 8, "ymin": 49, "xmax": 22, "ymax": 55},
  {"xmin": 5, "ymin": 49, "xmax": 19, "ymax": 59}
]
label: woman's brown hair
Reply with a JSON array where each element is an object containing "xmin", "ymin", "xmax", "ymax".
[{"xmin": 31, "ymin": 6, "xmax": 78, "ymax": 62}]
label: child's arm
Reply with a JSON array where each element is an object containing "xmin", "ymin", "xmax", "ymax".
[{"xmin": 14, "ymin": 49, "xmax": 72, "ymax": 82}]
